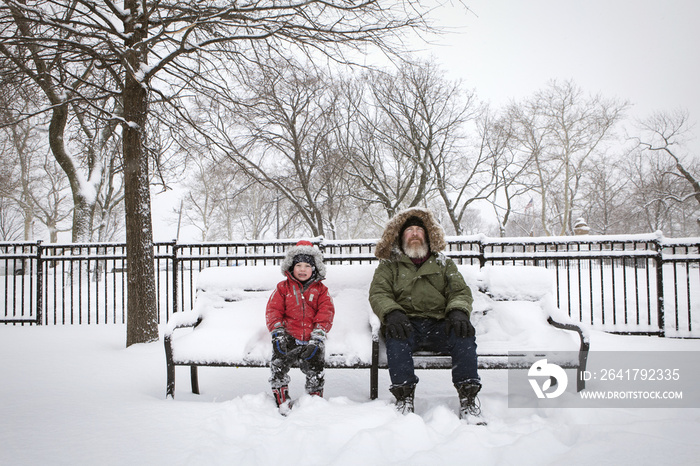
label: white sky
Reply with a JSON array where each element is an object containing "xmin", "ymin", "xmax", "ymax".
[{"xmin": 420, "ymin": 0, "xmax": 699, "ymax": 148}]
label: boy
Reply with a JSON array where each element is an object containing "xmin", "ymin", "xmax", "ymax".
[{"xmin": 266, "ymin": 240, "xmax": 335, "ymax": 411}]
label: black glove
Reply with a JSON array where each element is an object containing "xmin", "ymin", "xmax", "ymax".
[
  {"xmin": 271, "ymin": 326, "xmax": 292, "ymax": 354},
  {"xmin": 445, "ymin": 310, "xmax": 475, "ymax": 338},
  {"xmin": 384, "ymin": 310, "xmax": 413, "ymax": 340},
  {"xmin": 300, "ymin": 328, "xmax": 326, "ymax": 360}
]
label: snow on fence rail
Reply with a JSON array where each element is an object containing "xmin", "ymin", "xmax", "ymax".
[{"xmin": 1, "ymin": 234, "xmax": 698, "ymax": 337}]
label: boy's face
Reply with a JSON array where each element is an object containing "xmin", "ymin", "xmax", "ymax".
[{"xmin": 292, "ymin": 262, "xmax": 313, "ymax": 282}]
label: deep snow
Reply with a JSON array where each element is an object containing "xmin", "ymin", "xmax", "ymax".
[{"xmin": 2, "ymin": 263, "xmax": 700, "ymax": 465}]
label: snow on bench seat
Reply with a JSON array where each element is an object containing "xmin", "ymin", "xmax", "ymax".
[
  {"xmin": 164, "ymin": 264, "xmax": 589, "ymax": 398},
  {"xmin": 166, "ymin": 265, "xmax": 378, "ymax": 367}
]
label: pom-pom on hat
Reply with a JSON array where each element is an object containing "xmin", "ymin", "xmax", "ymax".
[{"xmin": 281, "ymin": 240, "xmax": 326, "ymax": 280}]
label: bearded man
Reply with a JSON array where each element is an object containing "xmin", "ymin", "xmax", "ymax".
[{"xmin": 368, "ymin": 208, "xmax": 482, "ymax": 422}]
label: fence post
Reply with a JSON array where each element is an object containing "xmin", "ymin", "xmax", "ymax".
[
  {"xmin": 654, "ymin": 236, "xmax": 665, "ymax": 337},
  {"xmin": 171, "ymin": 241, "xmax": 179, "ymax": 318},
  {"xmin": 35, "ymin": 240, "xmax": 43, "ymax": 326},
  {"xmin": 478, "ymin": 239, "xmax": 486, "ymax": 268}
]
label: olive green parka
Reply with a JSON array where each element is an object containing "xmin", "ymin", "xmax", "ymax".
[{"xmin": 368, "ymin": 208, "xmax": 473, "ymax": 323}]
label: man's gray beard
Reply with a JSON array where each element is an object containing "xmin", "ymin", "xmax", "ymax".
[{"xmin": 403, "ymin": 241, "xmax": 429, "ymax": 259}]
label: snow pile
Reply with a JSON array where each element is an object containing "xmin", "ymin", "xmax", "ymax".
[{"xmin": 479, "ymin": 265, "xmax": 555, "ymax": 301}]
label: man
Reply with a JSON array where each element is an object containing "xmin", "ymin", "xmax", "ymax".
[{"xmin": 368, "ymin": 207, "xmax": 482, "ymax": 422}]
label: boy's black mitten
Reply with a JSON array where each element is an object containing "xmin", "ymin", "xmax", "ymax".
[
  {"xmin": 271, "ymin": 326, "xmax": 291, "ymax": 354},
  {"xmin": 445, "ymin": 310, "xmax": 475, "ymax": 338},
  {"xmin": 300, "ymin": 329, "xmax": 326, "ymax": 360},
  {"xmin": 385, "ymin": 310, "xmax": 412, "ymax": 340}
]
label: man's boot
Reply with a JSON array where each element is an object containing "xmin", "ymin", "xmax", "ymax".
[
  {"xmin": 389, "ymin": 384, "xmax": 416, "ymax": 414},
  {"xmin": 455, "ymin": 382, "xmax": 485, "ymax": 424}
]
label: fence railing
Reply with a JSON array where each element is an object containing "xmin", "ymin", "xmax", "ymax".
[{"xmin": 1, "ymin": 234, "xmax": 698, "ymax": 337}]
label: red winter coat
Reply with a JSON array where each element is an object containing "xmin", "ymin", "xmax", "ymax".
[{"xmin": 265, "ymin": 272, "xmax": 335, "ymax": 341}]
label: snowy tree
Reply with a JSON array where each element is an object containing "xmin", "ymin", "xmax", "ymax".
[
  {"xmin": 636, "ymin": 109, "xmax": 700, "ymax": 232},
  {"xmin": 507, "ymin": 80, "xmax": 628, "ymax": 235},
  {"xmin": 366, "ymin": 59, "xmax": 487, "ymax": 234},
  {"xmin": 1, "ymin": 0, "xmax": 441, "ymax": 344},
  {"xmin": 479, "ymin": 110, "xmax": 531, "ymax": 237}
]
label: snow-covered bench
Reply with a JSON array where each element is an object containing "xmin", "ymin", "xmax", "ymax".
[{"xmin": 163, "ymin": 264, "xmax": 589, "ymax": 399}]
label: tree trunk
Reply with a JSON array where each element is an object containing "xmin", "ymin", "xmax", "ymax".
[
  {"xmin": 123, "ymin": 77, "xmax": 158, "ymax": 346},
  {"xmin": 123, "ymin": 1, "xmax": 158, "ymax": 346},
  {"xmin": 47, "ymin": 102, "xmax": 94, "ymax": 242}
]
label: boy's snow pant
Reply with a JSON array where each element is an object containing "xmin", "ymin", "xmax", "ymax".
[{"xmin": 269, "ymin": 338, "xmax": 325, "ymax": 394}]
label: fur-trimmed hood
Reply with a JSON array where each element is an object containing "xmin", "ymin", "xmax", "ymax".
[
  {"xmin": 374, "ymin": 207, "xmax": 446, "ymax": 260},
  {"xmin": 280, "ymin": 240, "xmax": 327, "ymax": 280}
]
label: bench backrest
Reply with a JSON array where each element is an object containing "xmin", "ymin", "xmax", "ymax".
[{"xmin": 183, "ymin": 263, "xmax": 580, "ymax": 365}]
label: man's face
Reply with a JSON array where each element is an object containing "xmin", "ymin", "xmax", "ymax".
[
  {"xmin": 402, "ymin": 225, "xmax": 425, "ymax": 246},
  {"xmin": 402, "ymin": 225, "xmax": 428, "ymax": 258}
]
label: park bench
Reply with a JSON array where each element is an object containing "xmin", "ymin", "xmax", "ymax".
[{"xmin": 163, "ymin": 263, "xmax": 589, "ymax": 399}]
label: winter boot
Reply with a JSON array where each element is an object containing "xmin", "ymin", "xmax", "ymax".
[
  {"xmin": 389, "ymin": 384, "xmax": 416, "ymax": 415},
  {"xmin": 272, "ymin": 385, "xmax": 290, "ymax": 408},
  {"xmin": 455, "ymin": 382, "xmax": 485, "ymax": 424},
  {"xmin": 305, "ymin": 373, "xmax": 324, "ymax": 398}
]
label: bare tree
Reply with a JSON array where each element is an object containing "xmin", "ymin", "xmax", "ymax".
[
  {"xmin": 29, "ymin": 151, "xmax": 73, "ymax": 242},
  {"xmin": 0, "ymin": 4, "xmax": 120, "ymax": 242},
  {"xmin": 625, "ymin": 148, "xmax": 694, "ymax": 235},
  {"xmin": 508, "ymin": 80, "xmax": 628, "ymax": 235},
  {"xmin": 636, "ymin": 110, "xmax": 700, "ymax": 220},
  {"xmin": 479, "ymin": 110, "xmax": 531, "ymax": 236},
  {"xmin": 338, "ymin": 65, "xmax": 438, "ymax": 219},
  {"xmin": 377, "ymin": 59, "xmax": 487, "ymax": 235},
  {"xmin": 0, "ymin": 95, "xmax": 40, "ymax": 240},
  {"xmin": 180, "ymin": 58, "xmax": 350, "ymax": 238},
  {"xmin": 0, "ymin": 87, "xmax": 75, "ymax": 241},
  {"xmin": 578, "ymin": 153, "xmax": 631, "ymax": 234}
]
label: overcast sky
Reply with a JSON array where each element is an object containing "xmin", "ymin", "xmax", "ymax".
[{"xmin": 419, "ymin": 0, "xmax": 699, "ymax": 151}]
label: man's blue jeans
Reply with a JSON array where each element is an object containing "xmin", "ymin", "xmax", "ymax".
[{"xmin": 384, "ymin": 317, "xmax": 480, "ymax": 387}]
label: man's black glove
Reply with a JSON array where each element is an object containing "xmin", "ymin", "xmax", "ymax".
[
  {"xmin": 384, "ymin": 310, "xmax": 413, "ymax": 340},
  {"xmin": 445, "ymin": 310, "xmax": 475, "ymax": 338}
]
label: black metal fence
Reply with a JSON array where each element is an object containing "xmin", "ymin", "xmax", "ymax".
[{"xmin": 2, "ymin": 234, "xmax": 698, "ymax": 337}]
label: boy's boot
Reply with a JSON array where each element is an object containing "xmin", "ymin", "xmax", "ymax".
[
  {"xmin": 389, "ymin": 384, "xmax": 416, "ymax": 414},
  {"xmin": 272, "ymin": 385, "xmax": 290, "ymax": 408},
  {"xmin": 305, "ymin": 373, "xmax": 324, "ymax": 398},
  {"xmin": 455, "ymin": 382, "xmax": 485, "ymax": 424}
]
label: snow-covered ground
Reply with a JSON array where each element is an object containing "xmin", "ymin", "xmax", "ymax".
[
  {"xmin": 2, "ymin": 262, "xmax": 700, "ymax": 465},
  {"xmin": 2, "ymin": 326, "xmax": 700, "ymax": 465}
]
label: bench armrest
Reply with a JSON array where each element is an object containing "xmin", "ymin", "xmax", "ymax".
[
  {"xmin": 164, "ymin": 310, "xmax": 203, "ymax": 337},
  {"xmin": 164, "ymin": 311, "xmax": 204, "ymax": 398},
  {"xmin": 546, "ymin": 316, "xmax": 590, "ymax": 391}
]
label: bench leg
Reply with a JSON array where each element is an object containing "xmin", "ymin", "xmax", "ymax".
[
  {"xmin": 577, "ymin": 340, "xmax": 591, "ymax": 392},
  {"xmin": 190, "ymin": 365, "xmax": 200, "ymax": 394},
  {"xmin": 164, "ymin": 335, "xmax": 175, "ymax": 398},
  {"xmin": 167, "ymin": 364, "xmax": 175, "ymax": 398},
  {"xmin": 370, "ymin": 339, "xmax": 379, "ymax": 400}
]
